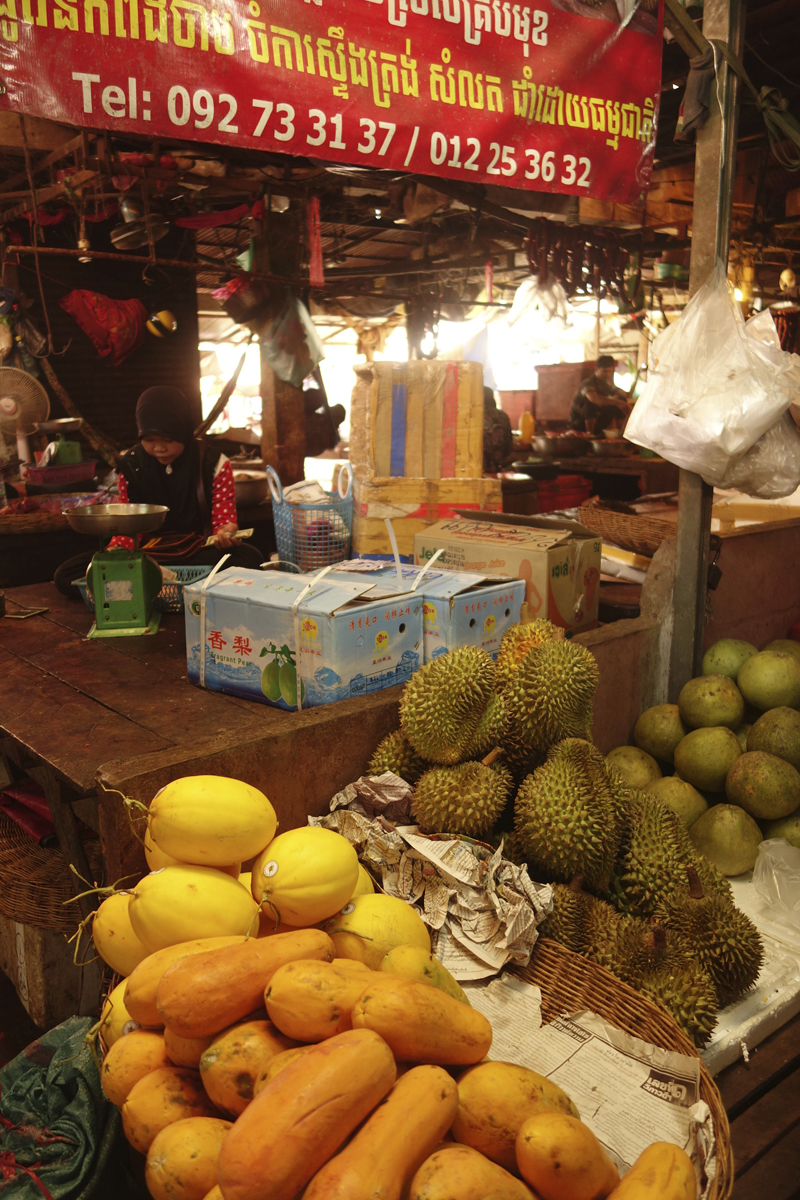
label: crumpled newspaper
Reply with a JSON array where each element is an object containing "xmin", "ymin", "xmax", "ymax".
[{"xmin": 310, "ymin": 772, "xmax": 552, "ymax": 981}]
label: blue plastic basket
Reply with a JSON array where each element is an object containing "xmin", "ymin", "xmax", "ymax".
[
  {"xmin": 267, "ymin": 465, "xmax": 353, "ymax": 573},
  {"xmin": 74, "ymin": 563, "xmax": 214, "ymax": 615}
]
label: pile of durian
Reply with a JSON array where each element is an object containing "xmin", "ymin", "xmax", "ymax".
[{"xmin": 368, "ymin": 621, "xmax": 764, "ymax": 1048}]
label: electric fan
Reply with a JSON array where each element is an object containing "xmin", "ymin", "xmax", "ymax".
[{"xmin": 0, "ymin": 367, "xmax": 50, "ymax": 464}]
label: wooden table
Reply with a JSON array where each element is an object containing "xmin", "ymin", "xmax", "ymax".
[
  {"xmin": 717, "ymin": 1010, "xmax": 800, "ymax": 1198},
  {"xmin": 545, "ymin": 454, "xmax": 680, "ymax": 499}
]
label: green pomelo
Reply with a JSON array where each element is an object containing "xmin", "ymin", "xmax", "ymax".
[
  {"xmin": 690, "ymin": 804, "xmax": 763, "ymax": 876},
  {"xmin": 673, "ymin": 727, "xmax": 742, "ymax": 793},
  {"xmin": 605, "ymin": 745, "xmax": 662, "ymax": 789},
  {"xmin": 763, "ymin": 639, "xmax": 800, "ymax": 664},
  {"xmin": 737, "ymin": 651, "xmax": 800, "ymax": 712},
  {"xmin": 725, "ymin": 751, "xmax": 800, "ymax": 820},
  {"xmin": 702, "ymin": 638, "xmax": 758, "ymax": 681},
  {"xmin": 678, "ymin": 674, "xmax": 744, "ymax": 731},
  {"xmin": 632, "ymin": 704, "xmax": 688, "ymax": 765},
  {"xmin": 761, "ymin": 810, "xmax": 800, "ymax": 849},
  {"xmin": 279, "ymin": 662, "xmax": 304, "ymax": 706},
  {"xmin": 747, "ymin": 707, "xmax": 800, "ymax": 771},
  {"xmin": 646, "ymin": 777, "xmax": 708, "ymax": 828},
  {"xmin": 737, "ymin": 723, "xmax": 751, "ymax": 751},
  {"xmin": 261, "ymin": 660, "xmax": 281, "ymax": 701}
]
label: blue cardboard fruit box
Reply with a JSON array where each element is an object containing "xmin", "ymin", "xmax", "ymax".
[
  {"xmin": 184, "ymin": 568, "xmax": 423, "ymax": 710},
  {"xmin": 325, "ymin": 561, "xmax": 526, "ymax": 662}
]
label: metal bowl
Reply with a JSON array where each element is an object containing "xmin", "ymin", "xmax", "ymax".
[
  {"xmin": 233, "ymin": 471, "xmax": 270, "ymax": 508},
  {"xmin": 64, "ymin": 503, "xmax": 168, "ymax": 536},
  {"xmin": 591, "ymin": 440, "xmax": 634, "ymax": 457},
  {"xmin": 532, "ymin": 435, "xmax": 586, "ymax": 458}
]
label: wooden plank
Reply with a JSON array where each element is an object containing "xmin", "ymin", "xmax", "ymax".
[
  {"xmin": 728, "ymin": 1067, "xmax": 800, "ymax": 1177},
  {"xmin": 732, "ymin": 1123, "xmax": 800, "ymax": 1199},
  {"xmin": 0, "ymin": 608, "xmax": 269, "ymax": 743},
  {"xmin": 0, "ymin": 648, "xmax": 169, "ymax": 792},
  {"xmin": 718, "ymin": 1011, "xmax": 800, "ymax": 1118}
]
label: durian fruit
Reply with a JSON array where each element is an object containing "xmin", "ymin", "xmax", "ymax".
[
  {"xmin": 653, "ymin": 868, "xmax": 763, "ymax": 1007},
  {"xmin": 412, "ymin": 760, "xmax": 513, "ymax": 838},
  {"xmin": 499, "ymin": 830, "xmax": 529, "ymax": 867},
  {"xmin": 463, "ymin": 691, "xmax": 508, "ymax": 758},
  {"xmin": 494, "ymin": 619, "xmax": 564, "ymax": 691},
  {"xmin": 542, "ymin": 880, "xmax": 648, "ymax": 978},
  {"xmin": 368, "ymin": 729, "xmax": 430, "ymax": 785},
  {"xmin": 540, "ymin": 881, "xmax": 587, "ymax": 951},
  {"xmin": 608, "ymin": 793, "xmax": 703, "ymax": 919},
  {"xmin": 504, "ymin": 640, "xmax": 599, "ymax": 756},
  {"xmin": 623, "ymin": 923, "xmax": 719, "ymax": 1047},
  {"xmin": 400, "ymin": 646, "xmax": 496, "ymax": 765},
  {"xmin": 514, "ymin": 739, "xmax": 620, "ymax": 892}
]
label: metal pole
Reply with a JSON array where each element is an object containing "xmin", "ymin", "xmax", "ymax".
[{"xmin": 667, "ymin": 0, "xmax": 744, "ymax": 700}]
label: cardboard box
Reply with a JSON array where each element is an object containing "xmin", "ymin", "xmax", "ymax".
[
  {"xmin": 352, "ymin": 476, "xmax": 502, "ymax": 559},
  {"xmin": 414, "ymin": 513, "xmax": 602, "ymax": 633},
  {"xmin": 184, "ymin": 569, "xmax": 423, "ymax": 709},
  {"xmin": 350, "ymin": 360, "xmax": 484, "ymax": 480},
  {"xmin": 327, "ymin": 561, "xmax": 526, "ymax": 662}
]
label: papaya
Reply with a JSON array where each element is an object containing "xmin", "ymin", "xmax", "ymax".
[
  {"xmin": 199, "ymin": 1020, "xmax": 298, "ymax": 1117},
  {"xmin": 265, "ymin": 959, "xmax": 372, "ymax": 1042},
  {"xmin": 216, "ymin": 1028, "xmax": 397, "ymax": 1200},
  {"xmin": 453, "ymin": 1060, "xmax": 580, "ymax": 1172},
  {"xmin": 253, "ymin": 1046, "xmax": 312, "ymax": 1097},
  {"xmin": 164, "ymin": 1029, "xmax": 215, "ymax": 1069},
  {"xmin": 516, "ymin": 1112, "xmax": 620, "ymax": 1200},
  {"xmin": 381, "ymin": 944, "xmax": 469, "ymax": 1005},
  {"xmin": 304, "ymin": 1065, "xmax": 458, "ymax": 1200},
  {"xmin": 148, "ymin": 775, "xmax": 277, "ymax": 867},
  {"xmin": 100, "ymin": 979, "xmax": 141, "ymax": 1052},
  {"xmin": 125, "ymin": 936, "xmax": 246, "ymax": 1028},
  {"xmin": 351, "ymin": 975, "xmax": 492, "ymax": 1065},
  {"xmin": 129, "ymin": 865, "xmax": 258, "ymax": 952},
  {"xmin": 605, "ymin": 1143, "xmax": 697, "ymax": 1200},
  {"xmin": 92, "ymin": 892, "xmax": 149, "ymax": 977},
  {"xmin": 202, "ymin": 1189, "xmax": 223, "ymax": 1200},
  {"xmin": 409, "ymin": 1144, "xmax": 536, "ymax": 1200},
  {"xmin": 145, "ymin": 1116, "xmax": 232, "ymax": 1200},
  {"xmin": 122, "ymin": 1067, "xmax": 220, "ymax": 1154},
  {"xmin": 101, "ymin": 1029, "xmax": 171, "ymax": 1107},
  {"xmin": 157, "ymin": 928, "xmax": 335, "ymax": 1039}
]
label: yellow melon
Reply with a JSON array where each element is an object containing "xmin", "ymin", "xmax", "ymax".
[
  {"xmin": 351, "ymin": 864, "xmax": 376, "ymax": 898},
  {"xmin": 148, "ymin": 775, "xmax": 277, "ymax": 867},
  {"xmin": 92, "ymin": 892, "xmax": 149, "ymax": 977},
  {"xmin": 251, "ymin": 826, "xmax": 358, "ymax": 927},
  {"xmin": 99, "ymin": 979, "xmax": 142, "ymax": 1052},
  {"xmin": 325, "ymin": 893, "xmax": 430, "ymax": 970},
  {"xmin": 128, "ymin": 867, "xmax": 258, "ymax": 952}
]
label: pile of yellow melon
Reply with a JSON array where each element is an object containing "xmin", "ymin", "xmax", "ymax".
[{"xmin": 95, "ymin": 774, "xmax": 698, "ymax": 1200}]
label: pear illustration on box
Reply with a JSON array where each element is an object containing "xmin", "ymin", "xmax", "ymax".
[{"xmin": 260, "ymin": 642, "xmax": 304, "ymax": 707}]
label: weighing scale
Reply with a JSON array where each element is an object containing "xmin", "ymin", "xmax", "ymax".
[
  {"xmin": 65, "ymin": 504, "xmax": 168, "ymax": 638},
  {"xmin": 34, "ymin": 417, "xmax": 84, "ymax": 466}
]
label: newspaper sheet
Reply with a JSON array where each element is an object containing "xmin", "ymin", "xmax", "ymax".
[
  {"xmin": 310, "ymin": 774, "xmax": 552, "ymax": 979},
  {"xmin": 463, "ymin": 975, "xmax": 716, "ymax": 1197}
]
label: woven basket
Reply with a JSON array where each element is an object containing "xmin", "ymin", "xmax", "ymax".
[
  {"xmin": 515, "ymin": 939, "xmax": 732, "ymax": 1200},
  {"xmin": 0, "ymin": 812, "xmax": 104, "ymax": 934},
  {"xmin": 579, "ymin": 500, "xmax": 676, "ymax": 558},
  {"xmin": 0, "ymin": 510, "xmax": 69, "ymax": 534}
]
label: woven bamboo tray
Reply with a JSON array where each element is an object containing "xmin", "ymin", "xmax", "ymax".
[
  {"xmin": 579, "ymin": 500, "xmax": 676, "ymax": 558},
  {"xmin": 0, "ymin": 812, "xmax": 104, "ymax": 934},
  {"xmin": 0, "ymin": 509, "xmax": 70, "ymax": 534},
  {"xmin": 516, "ymin": 939, "xmax": 732, "ymax": 1200}
]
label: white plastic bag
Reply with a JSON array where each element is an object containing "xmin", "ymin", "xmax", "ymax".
[
  {"xmin": 625, "ymin": 262, "xmax": 800, "ymax": 484},
  {"xmin": 716, "ymin": 412, "xmax": 800, "ymax": 497},
  {"xmin": 752, "ymin": 838, "xmax": 800, "ymax": 928}
]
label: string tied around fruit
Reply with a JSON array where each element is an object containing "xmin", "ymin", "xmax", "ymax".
[{"xmin": 63, "ymin": 866, "xmax": 139, "ymax": 966}]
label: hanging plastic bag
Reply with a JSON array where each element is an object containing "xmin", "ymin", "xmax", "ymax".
[
  {"xmin": 259, "ymin": 293, "xmax": 324, "ymax": 388},
  {"xmin": 717, "ymin": 411, "xmax": 800, "ymax": 497},
  {"xmin": 752, "ymin": 838, "xmax": 800, "ymax": 929},
  {"xmin": 625, "ymin": 261, "xmax": 800, "ymax": 484}
]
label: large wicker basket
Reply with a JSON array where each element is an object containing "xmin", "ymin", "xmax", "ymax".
[
  {"xmin": 0, "ymin": 812, "xmax": 104, "ymax": 934},
  {"xmin": 516, "ymin": 939, "xmax": 732, "ymax": 1200},
  {"xmin": 0, "ymin": 510, "xmax": 69, "ymax": 534},
  {"xmin": 579, "ymin": 499, "xmax": 676, "ymax": 558}
]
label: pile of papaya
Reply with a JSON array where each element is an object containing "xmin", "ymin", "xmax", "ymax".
[{"xmin": 99, "ymin": 928, "xmax": 699, "ymax": 1200}]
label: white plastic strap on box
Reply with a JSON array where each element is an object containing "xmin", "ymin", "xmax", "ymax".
[
  {"xmin": 409, "ymin": 547, "xmax": 444, "ymax": 592},
  {"xmin": 198, "ymin": 554, "xmax": 230, "ymax": 688},
  {"xmin": 385, "ymin": 518, "xmax": 403, "ymax": 586},
  {"xmin": 291, "ymin": 562, "xmax": 339, "ymax": 712}
]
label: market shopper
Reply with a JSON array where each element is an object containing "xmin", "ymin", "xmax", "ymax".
[
  {"xmin": 483, "ymin": 387, "xmax": 514, "ymax": 473},
  {"xmin": 53, "ymin": 386, "xmax": 262, "ymax": 595},
  {"xmin": 569, "ymin": 356, "xmax": 633, "ymax": 435}
]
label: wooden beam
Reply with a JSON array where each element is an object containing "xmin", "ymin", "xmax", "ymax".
[
  {"xmin": 0, "ymin": 132, "xmax": 88, "ymax": 194},
  {"xmin": 0, "ymin": 169, "xmax": 96, "ymax": 221},
  {"xmin": 664, "ymin": 0, "xmax": 709, "ymax": 57}
]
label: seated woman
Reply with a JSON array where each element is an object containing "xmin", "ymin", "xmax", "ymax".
[{"xmin": 54, "ymin": 386, "xmax": 262, "ymax": 595}]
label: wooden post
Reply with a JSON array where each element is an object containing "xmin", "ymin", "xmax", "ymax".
[
  {"xmin": 668, "ymin": 0, "xmax": 744, "ymax": 699},
  {"xmin": 254, "ymin": 210, "xmax": 307, "ymax": 488}
]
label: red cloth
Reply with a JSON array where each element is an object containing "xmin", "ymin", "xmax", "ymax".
[
  {"xmin": 109, "ymin": 458, "xmax": 238, "ymax": 550},
  {"xmin": 59, "ymin": 290, "xmax": 147, "ymax": 366}
]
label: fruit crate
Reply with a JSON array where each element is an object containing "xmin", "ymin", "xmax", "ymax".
[
  {"xmin": 516, "ymin": 938, "xmax": 732, "ymax": 1200},
  {"xmin": 74, "ymin": 563, "xmax": 213, "ymax": 615}
]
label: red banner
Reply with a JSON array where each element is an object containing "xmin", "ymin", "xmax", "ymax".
[{"xmin": 0, "ymin": 0, "xmax": 662, "ymax": 202}]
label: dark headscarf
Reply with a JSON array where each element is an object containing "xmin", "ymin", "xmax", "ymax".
[
  {"xmin": 135, "ymin": 386, "xmax": 196, "ymax": 446},
  {"xmin": 120, "ymin": 387, "xmax": 220, "ymax": 534}
]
